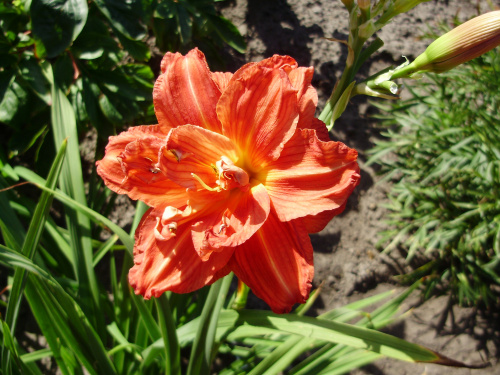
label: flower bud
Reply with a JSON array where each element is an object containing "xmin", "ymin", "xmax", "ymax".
[
  {"xmin": 411, "ymin": 11, "xmax": 500, "ymax": 73},
  {"xmin": 391, "ymin": 11, "xmax": 500, "ymax": 79}
]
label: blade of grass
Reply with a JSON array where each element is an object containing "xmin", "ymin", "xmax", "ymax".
[
  {"xmin": 187, "ymin": 273, "xmax": 233, "ymax": 375},
  {"xmin": 2, "ymin": 322, "xmax": 34, "ymax": 375},
  {"xmin": 12, "ymin": 168, "xmax": 134, "ymax": 255},
  {"xmin": 178, "ymin": 308, "xmax": 468, "ymax": 367},
  {"xmin": 156, "ymin": 295, "xmax": 181, "ymax": 375},
  {"xmin": 49, "ymin": 63, "xmax": 100, "ymax": 322},
  {"xmin": 0, "ymin": 245, "xmax": 117, "ymax": 374},
  {"xmin": 1, "ymin": 140, "xmax": 67, "ymax": 374}
]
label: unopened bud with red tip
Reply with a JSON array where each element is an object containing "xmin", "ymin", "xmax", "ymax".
[{"xmin": 393, "ymin": 11, "xmax": 500, "ymax": 78}]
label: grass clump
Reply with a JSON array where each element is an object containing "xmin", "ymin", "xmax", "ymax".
[{"xmin": 369, "ymin": 47, "xmax": 500, "ymax": 307}]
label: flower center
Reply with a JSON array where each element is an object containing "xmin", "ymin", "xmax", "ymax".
[
  {"xmin": 215, "ymin": 156, "xmax": 249, "ymax": 191},
  {"xmin": 191, "ymin": 156, "xmax": 249, "ymax": 193}
]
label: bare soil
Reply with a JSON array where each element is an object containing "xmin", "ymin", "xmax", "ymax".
[{"xmin": 219, "ymin": 0, "xmax": 500, "ymax": 373}]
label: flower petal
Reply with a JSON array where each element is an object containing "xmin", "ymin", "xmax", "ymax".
[
  {"xmin": 129, "ymin": 208, "xmax": 233, "ymax": 298},
  {"xmin": 307, "ymin": 118, "xmax": 330, "ymax": 142},
  {"xmin": 229, "ymin": 211, "xmax": 314, "ymax": 313},
  {"xmin": 300, "ymin": 202, "xmax": 347, "ymax": 233},
  {"xmin": 288, "ymin": 66, "xmax": 318, "ymax": 129},
  {"xmin": 159, "ymin": 125, "xmax": 239, "ymax": 191},
  {"xmin": 191, "ymin": 182, "xmax": 270, "ymax": 257},
  {"xmin": 211, "ymin": 71, "xmax": 233, "ymax": 92},
  {"xmin": 154, "ymin": 49, "xmax": 222, "ymax": 132},
  {"xmin": 96, "ymin": 125, "xmax": 188, "ymax": 208},
  {"xmin": 228, "ymin": 55, "xmax": 297, "ymax": 84},
  {"xmin": 259, "ymin": 128, "xmax": 360, "ymax": 222},
  {"xmin": 217, "ymin": 64, "xmax": 299, "ymax": 171}
]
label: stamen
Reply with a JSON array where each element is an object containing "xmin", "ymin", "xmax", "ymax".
[{"xmin": 191, "ymin": 173, "xmax": 221, "ymax": 192}]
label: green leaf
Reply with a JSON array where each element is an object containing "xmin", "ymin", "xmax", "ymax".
[
  {"xmin": 1, "ymin": 139, "xmax": 67, "ymax": 374},
  {"xmin": 0, "ymin": 246, "xmax": 117, "ymax": 374},
  {"xmin": 178, "ymin": 309, "xmax": 449, "ymax": 364},
  {"xmin": 175, "ymin": 1, "xmax": 192, "ymax": 45},
  {"xmin": 94, "ymin": 0, "xmax": 146, "ymax": 40},
  {"xmin": 0, "ymin": 71, "xmax": 29, "ymax": 126},
  {"xmin": 20, "ymin": 348, "xmax": 53, "ymax": 364},
  {"xmin": 30, "ymin": 0, "xmax": 89, "ymax": 58},
  {"xmin": 18, "ymin": 56, "xmax": 51, "ymax": 105},
  {"xmin": 114, "ymin": 28, "xmax": 151, "ymax": 61},
  {"xmin": 49, "ymin": 61, "xmax": 101, "ymax": 326},
  {"xmin": 11, "ymin": 167, "xmax": 134, "ymax": 255},
  {"xmin": 155, "ymin": 295, "xmax": 181, "ymax": 375},
  {"xmin": 187, "ymin": 274, "xmax": 233, "ymax": 375},
  {"xmin": 207, "ymin": 14, "xmax": 246, "ymax": 54},
  {"xmin": 1, "ymin": 321, "xmax": 32, "ymax": 374}
]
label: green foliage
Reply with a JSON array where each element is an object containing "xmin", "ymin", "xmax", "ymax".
[
  {"xmin": 0, "ymin": 0, "xmax": 245, "ymax": 164},
  {"xmin": 368, "ymin": 48, "xmax": 500, "ymax": 307},
  {"xmin": 149, "ymin": 0, "xmax": 246, "ymax": 55}
]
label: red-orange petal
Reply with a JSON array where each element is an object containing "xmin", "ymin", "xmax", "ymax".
[
  {"xmin": 229, "ymin": 210, "xmax": 314, "ymax": 313},
  {"xmin": 258, "ymin": 55, "xmax": 298, "ymax": 71},
  {"xmin": 307, "ymin": 118, "xmax": 330, "ymax": 142},
  {"xmin": 217, "ymin": 64, "xmax": 299, "ymax": 171},
  {"xmin": 129, "ymin": 208, "xmax": 233, "ymax": 298},
  {"xmin": 154, "ymin": 49, "xmax": 222, "ymax": 133},
  {"xmin": 96, "ymin": 125, "xmax": 188, "ymax": 208},
  {"xmin": 191, "ymin": 182, "xmax": 270, "ymax": 257},
  {"xmin": 288, "ymin": 66, "xmax": 318, "ymax": 129},
  {"xmin": 299, "ymin": 201, "xmax": 348, "ymax": 233},
  {"xmin": 159, "ymin": 125, "xmax": 238, "ymax": 191},
  {"xmin": 259, "ymin": 128, "xmax": 360, "ymax": 222},
  {"xmin": 228, "ymin": 55, "xmax": 297, "ymax": 84},
  {"xmin": 211, "ymin": 71, "xmax": 233, "ymax": 92}
]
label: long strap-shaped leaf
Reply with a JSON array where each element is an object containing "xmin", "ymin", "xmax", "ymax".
[
  {"xmin": 156, "ymin": 295, "xmax": 181, "ymax": 375},
  {"xmin": 177, "ymin": 308, "xmax": 473, "ymax": 367},
  {"xmin": 0, "ymin": 245, "xmax": 117, "ymax": 374},
  {"xmin": 48, "ymin": 63, "xmax": 100, "ymax": 323},
  {"xmin": 187, "ymin": 274, "xmax": 233, "ymax": 375},
  {"xmin": 12, "ymin": 167, "xmax": 134, "ymax": 255},
  {"xmin": 1, "ymin": 140, "xmax": 67, "ymax": 374}
]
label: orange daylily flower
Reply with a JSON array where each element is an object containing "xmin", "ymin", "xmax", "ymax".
[{"xmin": 97, "ymin": 49, "xmax": 360, "ymax": 313}]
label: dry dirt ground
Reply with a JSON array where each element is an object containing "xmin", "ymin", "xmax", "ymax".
[{"xmin": 217, "ymin": 0, "xmax": 500, "ymax": 374}]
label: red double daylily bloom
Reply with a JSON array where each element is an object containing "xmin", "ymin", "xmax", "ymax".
[{"xmin": 97, "ymin": 49, "xmax": 360, "ymax": 313}]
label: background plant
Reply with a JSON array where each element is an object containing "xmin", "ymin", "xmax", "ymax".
[{"xmin": 368, "ymin": 44, "xmax": 500, "ymax": 307}]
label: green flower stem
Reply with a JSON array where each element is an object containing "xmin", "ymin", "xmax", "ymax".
[
  {"xmin": 319, "ymin": 35, "xmax": 366, "ymax": 128},
  {"xmin": 390, "ymin": 61, "xmax": 419, "ymax": 79}
]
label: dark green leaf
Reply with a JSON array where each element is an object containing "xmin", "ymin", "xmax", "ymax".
[
  {"xmin": 207, "ymin": 14, "xmax": 246, "ymax": 54},
  {"xmin": 18, "ymin": 56, "xmax": 51, "ymax": 104},
  {"xmin": 94, "ymin": 0, "xmax": 146, "ymax": 40},
  {"xmin": 30, "ymin": 0, "xmax": 89, "ymax": 58}
]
